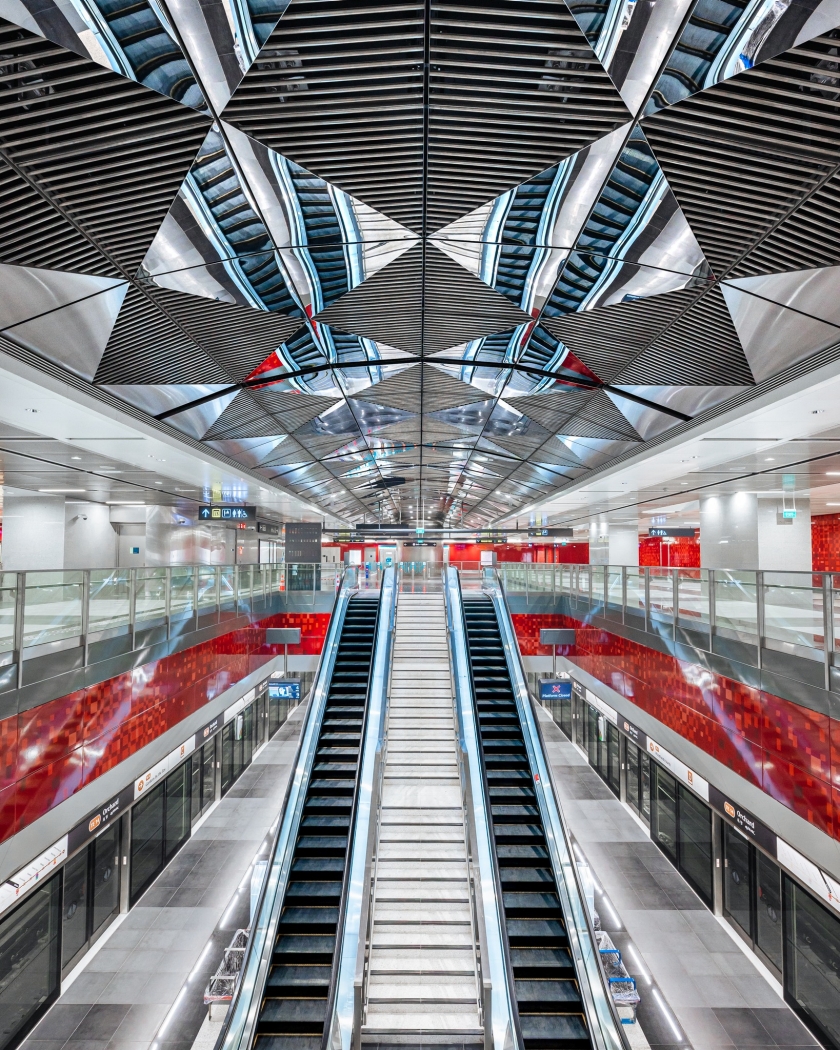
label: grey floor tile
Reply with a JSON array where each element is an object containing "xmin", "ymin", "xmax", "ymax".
[
  {"xmin": 111, "ymin": 1003, "xmax": 169, "ymax": 1042},
  {"xmin": 61, "ymin": 1039, "xmax": 110, "ymax": 1050},
  {"xmin": 84, "ymin": 949, "xmax": 132, "ymax": 974},
  {"xmin": 677, "ymin": 1005, "xmax": 735, "ymax": 1046},
  {"xmin": 94, "ymin": 973, "xmax": 149, "ymax": 1006},
  {"xmin": 713, "ymin": 1008, "xmax": 780, "ymax": 1046},
  {"xmin": 22, "ymin": 1041, "xmax": 70, "ymax": 1050},
  {"xmin": 134, "ymin": 970, "xmax": 185, "ymax": 1006},
  {"xmin": 727, "ymin": 976, "xmax": 786, "ymax": 1009},
  {"xmin": 58, "ymin": 972, "xmax": 115, "ymax": 1005},
  {"xmin": 71, "ymin": 1006, "xmax": 131, "ymax": 1042},
  {"xmin": 751, "ymin": 1008, "xmax": 819, "ymax": 1046},
  {"xmin": 28, "ymin": 1004, "xmax": 92, "ymax": 1041}
]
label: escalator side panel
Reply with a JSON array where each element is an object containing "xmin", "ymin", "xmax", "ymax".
[
  {"xmin": 463, "ymin": 596, "xmax": 592, "ymax": 1050},
  {"xmin": 256, "ymin": 596, "xmax": 380, "ymax": 1050}
]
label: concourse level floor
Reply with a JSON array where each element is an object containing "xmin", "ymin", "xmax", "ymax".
[
  {"xmin": 20, "ymin": 705, "xmax": 306, "ymax": 1050},
  {"xmin": 536, "ymin": 708, "xmax": 819, "ymax": 1050}
]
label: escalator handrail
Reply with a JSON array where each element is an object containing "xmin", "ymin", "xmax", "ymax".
[
  {"xmin": 483, "ymin": 574, "xmax": 629, "ymax": 1050},
  {"xmin": 325, "ymin": 564, "xmax": 397, "ymax": 1050},
  {"xmin": 445, "ymin": 566, "xmax": 520, "ymax": 1050},
  {"xmin": 216, "ymin": 571, "xmax": 358, "ymax": 1050}
]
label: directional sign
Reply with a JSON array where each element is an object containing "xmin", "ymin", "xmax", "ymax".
[{"xmin": 199, "ymin": 505, "xmax": 256, "ymax": 521}]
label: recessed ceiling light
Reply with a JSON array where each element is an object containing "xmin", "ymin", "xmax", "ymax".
[
  {"xmin": 826, "ymin": 472, "xmax": 840, "ymax": 476},
  {"xmin": 765, "ymin": 458, "xmax": 775, "ymax": 462},
  {"xmin": 39, "ymin": 488, "xmax": 85, "ymax": 492},
  {"xmin": 71, "ymin": 456, "xmax": 81, "ymax": 461}
]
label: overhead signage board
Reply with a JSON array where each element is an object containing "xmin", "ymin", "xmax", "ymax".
[
  {"xmin": 709, "ymin": 785, "xmax": 777, "ymax": 855},
  {"xmin": 475, "ymin": 531, "xmax": 507, "ymax": 543},
  {"xmin": 268, "ymin": 680, "xmax": 301, "ymax": 701},
  {"xmin": 649, "ymin": 527, "xmax": 696, "ymax": 538},
  {"xmin": 646, "ymin": 736, "xmax": 709, "ymax": 800},
  {"xmin": 528, "ymin": 527, "xmax": 574, "ymax": 538},
  {"xmin": 0, "ymin": 836, "xmax": 69, "ymax": 917},
  {"xmin": 199, "ymin": 505, "xmax": 256, "ymax": 521},
  {"xmin": 619, "ymin": 716, "xmax": 647, "ymax": 750},
  {"xmin": 539, "ymin": 679, "xmax": 572, "ymax": 701},
  {"xmin": 257, "ymin": 521, "xmax": 281, "ymax": 536},
  {"xmin": 134, "ymin": 736, "xmax": 195, "ymax": 799},
  {"xmin": 68, "ymin": 785, "xmax": 134, "ymax": 854},
  {"xmin": 285, "ymin": 522, "xmax": 322, "ymax": 562}
]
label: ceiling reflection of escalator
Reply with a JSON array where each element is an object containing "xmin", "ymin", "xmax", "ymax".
[
  {"xmin": 646, "ymin": 0, "xmax": 751, "ymax": 113},
  {"xmin": 543, "ymin": 131, "xmax": 660, "ymax": 319}
]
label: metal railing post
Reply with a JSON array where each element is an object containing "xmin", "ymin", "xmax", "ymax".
[
  {"xmin": 708, "ymin": 568, "xmax": 715, "ymax": 646},
  {"xmin": 621, "ymin": 565, "xmax": 627, "ymax": 626},
  {"xmin": 129, "ymin": 568, "xmax": 137, "ymax": 650},
  {"xmin": 643, "ymin": 567, "xmax": 650, "ymax": 634},
  {"xmin": 14, "ymin": 571, "xmax": 25, "ymax": 689},
  {"xmin": 82, "ymin": 569, "xmax": 91, "ymax": 667},
  {"xmin": 756, "ymin": 570, "xmax": 764, "ymax": 669},
  {"xmin": 823, "ymin": 572, "xmax": 834, "ymax": 692},
  {"xmin": 672, "ymin": 567, "xmax": 679, "ymax": 644},
  {"xmin": 165, "ymin": 566, "xmax": 172, "ymax": 639},
  {"xmin": 193, "ymin": 566, "xmax": 199, "ymax": 627}
]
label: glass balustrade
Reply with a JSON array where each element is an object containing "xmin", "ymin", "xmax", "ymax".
[
  {"xmin": 762, "ymin": 572, "xmax": 825, "ymax": 653},
  {"xmin": 23, "ymin": 571, "xmax": 84, "ymax": 649},
  {"xmin": 88, "ymin": 569, "xmax": 131, "ymax": 636},
  {"xmin": 714, "ymin": 570, "xmax": 759, "ymax": 639},
  {"xmin": 0, "ymin": 574, "xmax": 16, "ymax": 656}
]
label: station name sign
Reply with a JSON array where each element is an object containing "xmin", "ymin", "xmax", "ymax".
[{"xmin": 199, "ymin": 505, "xmax": 256, "ymax": 521}]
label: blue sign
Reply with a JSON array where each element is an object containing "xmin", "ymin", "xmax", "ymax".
[
  {"xmin": 540, "ymin": 680, "xmax": 572, "ymax": 701},
  {"xmin": 269, "ymin": 680, "xmax": 301, "ymax": 701}
]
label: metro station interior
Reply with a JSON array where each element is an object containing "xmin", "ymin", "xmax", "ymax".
[{"xmin": 3, "ymin": 2, "xmax": 840, "ymax": 1050}]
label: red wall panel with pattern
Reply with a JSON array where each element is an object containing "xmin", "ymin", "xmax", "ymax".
[
  {"xmin": 0, "ymin": 610, "xmax": 330, "ymax": 844},
  {"xmin": 513, "ymin": 611, "xmax": 840, "ymax": 842}
]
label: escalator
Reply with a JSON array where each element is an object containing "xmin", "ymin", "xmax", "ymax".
[
  {"xmin": 254, "ymin": 592, "xmax": 380, "ymax": 1049},
  {"xmin": 462, "ymin": 594, "xmax": 592, "ymax": 1050}
]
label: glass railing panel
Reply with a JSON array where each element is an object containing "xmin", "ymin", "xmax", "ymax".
[
  {"xmin": 220, "ymin": 566, "xmax": 236, "ymax": 605},
  {"xmin": 714, "ymin": 570, "xmax": 758, "ymax": 638},
  {"xmin": 88, "ymin": 569, "xmax": 131, "ymax": 634},
  {"xmin": 576, "ymin": 566, "xmax": 590, "ymax": 600},
  {"xmin": 560, "ymin": 565, "xmax": 572, "ymax": 594},
  {"xmin": 648, "ymin": 568, "xmax": 674, "ymax": 624},
  {"xmin": 170, "ymin": 567, "xmax": 195, "ymax": 617},
  {"xmin": 135, "ymin": 568, "xmax": 167, "ymax": 623},
  {"xmin": 197, "ymin": 566, "xmax": 219, "ymax": 610},
  {"xmin": 762, "ymin": 572, "xmax": 824, "ymax": 651},
  {"xmin": 590, "ymin": 566, "xmax": 605, "ymax": 607},
  {"xmin": 677, "ymin": 569, "xmax": 709, "ymax": 629},
  {"xmin": 23, "ymin": 570, "xmax": 84, "ymax": 648},
  {"xmin": 0, "ymin": 574, "xmax": 17, "ymax": 655},
  {"xmin": 606, "ymin": 567, "xmax": 622, "ymax": 607},
  {"xmin": 625, "ymin": 568, "xmax": 645, "ymax": 616}
]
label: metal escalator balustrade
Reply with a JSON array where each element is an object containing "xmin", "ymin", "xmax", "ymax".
[
  {"xmin": 460, "ymin": 581, "xmax": 626, "ymax": 1050},
  {"xmin": 462, "ymin": 594, "xmax": 589, "ymax": 1050},
  {"xmin": 218, "ymin": 570, "xmax": 391, "ymax": 1050},
  {"xmin": 257, "ymin": 593, "xmax": 380, "ymax": 1048}
]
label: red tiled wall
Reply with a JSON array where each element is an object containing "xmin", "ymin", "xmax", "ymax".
[
  {"xmin": 0, "ymin": 611, "xmax": 329, "ymax": 845},
  {"xmin": 639, "ymin": 535, "xmax": 701, "ymax": 567},
  {"xmin": 812, "ymin": 513, "xmax": 840, "ymax": 571},
  {"xmin": 513, "ymin": 612, "xmax": 840, "ymax": 841},
  {"xmin": 449, "ymin": 543, "xmax": 590, "ymax": 564}
]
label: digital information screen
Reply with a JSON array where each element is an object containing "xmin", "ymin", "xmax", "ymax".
[
  {"xmin": 539, "ymin": 679, "xmax": 572, "ymax": 701},
  {"xmin": 269, "ymin": 680, "xmax": 301, "ymax": 701}
]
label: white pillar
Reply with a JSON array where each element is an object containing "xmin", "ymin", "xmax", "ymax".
[
  {"xmin": 589, "ymin": 521, "xmax": 609, "ymax": 564},
  {"xmin": 1, "ymin": 488, "xmax": 65, "ymax": 570},
  {"xmin": 608, "ymin": 523, "xmax": 639, "ymax": 566},
  {"xmin": 700, "ymin": 493, "xmax": 812, "ymax": 570},
  {"xmin": 64, "ymin": 502, "xmax": 117, "ymax": 569}
]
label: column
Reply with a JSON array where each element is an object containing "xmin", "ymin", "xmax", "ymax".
[
  {"xmin": 1, "ymin": 487, "xmax": 65, "ymax": 570},
  {"xmin": 64, "ymin": 502, "xmax": 118, "ymax": 569},
  {"xmin": 700, "ymin": 493, "xmax": 811, "ymax": 570},
  {"xmin": 589, "ymin": 521, "xmax": 639, "ymax": 565}
]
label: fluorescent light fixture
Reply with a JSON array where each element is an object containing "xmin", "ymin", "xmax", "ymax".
[
  {"xmin": 39, "ymin": 488, "xmax": 85, "ymax": 492},
  {"xmin": 106, "ymin": 501, "xmax": 146, "ymax": 505},
  {"xmin": 652, "ymin": 988, "xmax": 684, "ymax": 1042},
  {"xmin": 826, "ymin": 472, "xmax": 840, "ymax": 476}
]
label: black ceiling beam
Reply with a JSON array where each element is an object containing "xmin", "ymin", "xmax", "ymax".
[{"xmin": 154, "ymin": 355, "xmax": 691, "ymax": 423}]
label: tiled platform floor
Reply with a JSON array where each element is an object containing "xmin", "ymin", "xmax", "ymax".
[
  {"xmin": 536, "ymin": 707, "xmax": 820, "ymax": 1050},
  {"xmin": 22, "ymin": 703, "xmax": 306, "ymax": 1050}
]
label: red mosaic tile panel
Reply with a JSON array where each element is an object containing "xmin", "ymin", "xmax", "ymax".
[
  {"xmin": 513, "ymin": 611, "xmax": 840, "ymax": 845},
  {"xmin": 0, "ymin": 610, "xmax": 331, "ymax": 847},
  {"xmin": 812, "ymin": 513, "xmax": 840, "ymax": 572},
  {"xmin": 17, "ymin": 691, "xmax": 86, "ymax": 780}
]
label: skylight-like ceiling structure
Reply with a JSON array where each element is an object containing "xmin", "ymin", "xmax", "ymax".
[{"xmin": 2, "ymin": 0, "xmax": 840, "ymax": 525}]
